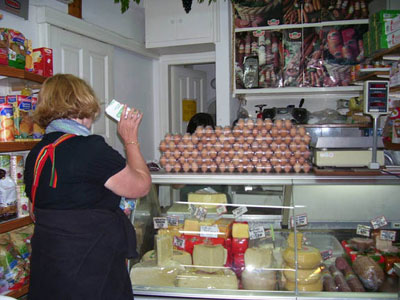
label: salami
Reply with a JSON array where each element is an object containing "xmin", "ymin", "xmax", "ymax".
[{"xmin": 329, "ymin": 265, "xmax": 351, "ymax": 292}]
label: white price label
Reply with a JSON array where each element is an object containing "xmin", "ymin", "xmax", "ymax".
[
  {"xmin": 167, "ymin": 216, "xmax": 179, "ymax": 226},
  {"xmin": 174, "ymin": 236, "xmax": 185, "ymax": 249},
  {"xmin": 216, "ymin": 205, "xmax": 227, "ymax": 216},
  {"xmin": 380, "ymin": 230, "xmax": 396, "ymax": 241},
  {"xmin": 153, "ymin": 217, "xmax": 168, "ymax": 229},
  {"xmin": 321, "ymin": 249, "xmax": 333, "ymax": 261},
  {"xmin": 371, "ymin": 215, "xmax": 388, "ymax": 229},
  {"xmin": 188, "ymin": 204, "xmax": 196, "ymax": 215},
  {"xmin": 200, "ymin": 225, "xmax": 220, "ymax": 238},
  {"xmin": 194, "ymin": 206, "xmax": 208, "ymax": 221},
  {"xmin": 290, "ymin": 214, "xmax": 308, "ymax": 227},
  {"xmin": 249, "ymin": 226, "xmax": 266, "ymax": 240},
  {"xmin": 232, "ymin": 206, "xmax": 248, "ymax": 219},
  {"xmin": 356, "ymin": 224, "xmax": 371, "ymax": 237}
]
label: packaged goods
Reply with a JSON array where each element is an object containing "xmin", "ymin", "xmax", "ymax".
[
  {"xmin": 24, "ymin": 39, "xmax": 33, "ymax": 72},
  {"xmin": 283, "ymin": 29, "xmax": 303, "ymax": 87},
  {"xmin": 233, "ymin": 0, "xmax": 283, "ymax": 28},
  {"xmin": 370, "ymin": 10, "xmax": 400, "ymax": 25},
  {"xmin": 348, "ymin": 237, "xmax": 374, "ymax": 251},
  {"xmin": 0, "ymin": 175, "xmax": 17, "ymax": 221},
  {"xmin": 155, "ymin": 234, "xmax": 173, "ymax": 266},
  {"xmin": 0, "ymin": 104, "xmax": 14, "ymax": 142},
  {"xmin": 335, "ymin": 257, "xmax": 365, "ymax": 292},
  {"xmin": 16, "ymin": 184, "xmax": 29, "ymax": 218},
  {"xmin": 13, "ymin": 95, "xmax": 33, "ymax": 139},
  {"xmin": 321, "ymin": 0, "xmax": 369, "ymax": 21},
  {"xmin": 352, "ymin": 255, "xmax": 385, "ymax": 291},
  {"xmin": 33, "ymin": 47, "xmax": 53, "ymax": 77},
  {"xmin": 284, "ymin": 278, "xmax": 323, "ymax": 291},
  {"xmin": 130, "ymin": 260, "xmax": 182, "ymax": 287},
  {"xmin": 192, "ymin": 244, "xmax": 227, "ymax": 272},
  {"xmin": 0, "ymin": 28, "xmax": 8, "ymax": 65},
  {"xmin": 176, "ymin": 268, "xmax": 238, "ymax": 289},
  {"xmin": 8, "ymin": 29, "xmax": 25, "ymax": 69},
  {"xmin": 10, "ymin": 155, "xmax": 24, "ymax": 185},
  {"xmin": 8, "ymin": 225, "xmax": 33, "ymax": 260},
  {"xmin": 214, "ymin": 218, "xmax": 233, "ymax": 239},
  {"xmin": 0, "ymin": 155, "xmax": 10, "ymax": 177}
]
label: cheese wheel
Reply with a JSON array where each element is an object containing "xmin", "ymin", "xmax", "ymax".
[
  {"xmin": 192, "ymin": 244, "xmax": 227, "ymax": 273},
  {"xmin": 287, "ymin": 232, "xmax": 303, "ymax": 250},
  {"xmin": 283, "ymin": 246, "xmax": 322, "ymax": 269},
  {"xmin": 283, "ymin": 265, "xmax": 322, "ymax": 284},
  {"xmin": 176, "ymin": 268, "xmax": 238, "ymax": 289},
  {"xmin": 244, "ymin": 247, "xmax": 273, "ymax": 268},
  {"xmin": 241, "ymin": 269, "xmax": 276, "ymax": 290},
  {"xmin": 284, "ymin": 278, "xmax": 323, "ymax": 291}
]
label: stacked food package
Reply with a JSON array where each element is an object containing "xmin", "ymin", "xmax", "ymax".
[{"xmin": 158, "ymin": 119, "xmax": 312, "ymax": 174}]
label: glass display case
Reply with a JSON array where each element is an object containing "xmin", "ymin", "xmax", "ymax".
[{"xmin": 131, "ymin": 172, "xmax": 400, "ymax": 300}]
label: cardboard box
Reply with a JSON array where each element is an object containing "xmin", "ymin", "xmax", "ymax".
[
  {"xmin": 8, "ymin": 29, "xmax": 25, "ymax": 69},
  {"xmin": 370, "ymin": 10, "xmax": 400, "ymax": 26},
  {"xmin": 33, "ymin": 47, "xmax": 53, "ymax": 77},
  {"xmin": 385, "ymin": 14, "xmax": 400, "ymax": 35},
  {"xmin": 0, "ymin": 28, "xmax": 8, "ymax": 65}
]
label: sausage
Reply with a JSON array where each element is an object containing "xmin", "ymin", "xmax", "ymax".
[
  {"xmin": 329, "ymin": 265, "xmax": 352, "ymax": 292},
  {"xmin": 336, "ymin": 257, "xmax": 365, "ymax": 292},
  {"xmin": 321, "ymin": 264, "xmax": 337, "ymax": 292}
]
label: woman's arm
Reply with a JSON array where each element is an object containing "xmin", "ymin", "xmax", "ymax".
[{"xmin": 105, "ymin": 105, "xmax": 152, "ymax": 198}]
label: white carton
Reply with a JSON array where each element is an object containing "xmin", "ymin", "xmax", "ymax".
[
  {"xmin": 105, "ymin": 99, "xmax": 130, "ymax": 121},
  {"xmin": 385, "ymin": 14, "xmax": 400, "ymax": 35}
]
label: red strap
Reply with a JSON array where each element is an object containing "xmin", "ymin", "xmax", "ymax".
[{"xmin": 31, "ymin": 134, "xmax": 76, "ymax": 212}]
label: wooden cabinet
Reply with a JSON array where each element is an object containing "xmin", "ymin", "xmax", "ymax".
[{"xmin": 145, "ymin": 0, "xmax": 218, "ymax": 48}]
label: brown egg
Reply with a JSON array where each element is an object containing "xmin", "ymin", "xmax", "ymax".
[
  {"xmin": 173, "ymin": 149, "xmax": 181, "ymax": 159},
  {"xmin": 264, "ymin": 119, "xmax": 273, "ymax": 130},
  {"xmin": 237, "ymin": 135, "xmax": 245, "ymax": 145},
  {"xmin": 284, "ymin": 135, "xmax": 292, "ymax": 144},
  {"xmin": 173, "ymin": 134, "xmax": 182, "ymax": 144},
  {"xmin": 195, "ymin": 157, "xmax": 202, "ymax": 165},
  {"xmin": 223, "ymin": 141, "xmax": 232, "ymax": 151},
  {"xmin": 191, "ymin": 134, "xmax": 199, "ymax": 144},
  {"xmin": 261, "ymin": 142, "xmax": 269, "ymax": 151},
  {"xmin": 209, "ymin": 134, "xmax": 217, "ymax": 145},
  {"xmin": 186, "ymin": 141, "xmax": 194, "ymax": 152},
  {"xmin": 289, "ymin": 156, "xmax": 297, "ymax": 166},
  {"xmin": 247, "ymin": 119, "xmax": 255, "ymax": 130},
  {"xmin": 201, "ymin": 148, "xmax": 208, "ymax": 158},
  {"xmin": 251, "ymin": 127, "xmax": 259, "ymax": 137},
  {"xmin": 270, "ymin": 155, "xmax": 279, "ymax": 166},
  {"xmin": 264, "ymin": 163, "xmax": 272, "ymax": 173},
  {"xmin": 233, "ymin": 142, "xmax": 241, "ymax": 151},
  {"xmin": 293, "ymin": 162, "xmax": 302, "ymax": 173},
  {"xmin": 209, "ymin": 150, "xmax": 217, "ymax": 159},
  {"xmin": 284, "ymin": 119, "xmax": 293, "ymax": 130},
  {"xmin": 243, "ymin": 127, "xmax": 251, "ymax": 137},
  {"xmin": 195, "ymin": 126, "xmax": 205, "ymax": 137},
  {"xmin": 270, "ymin": 141, "xmax": 278, "ymax": 151},
  {"xmin": 299, "ymin": 142, "xmax": 308, "ymax": 152},
  {"xmin": 192, "ymin": 149, "xmax": 199, "ymax": 158},
  {"xmin": 224, "ymin": 156, "xmax": 231, "ymax": 164},
  {"xmin": 279, "ymin": 143, "xmax": 288, "ymax": 151},
  {"xmin": 293, "ymin": 134, "xmax": 302, "ymax": 144},
  {"xmin": 284, "ymin": 163, "xmax": 292, "ymax": 173},
  {"xmin": 274, "ymin": 136, "xmax": 283, "ymax": 144},
  {"xmin": 164, "ymin": 150, "xmax": 172, "ymax": 158},
  {"xmin": 274, "ymin": 119, "xmax": 283, "ymax": 130},
  {"xmin": 283, "ymin": 149, "xmax": 292, "ymax": 159},
  {"xmin": 298, "ymin": 126, "xmax": 306, "ymax": 136},
  {"xmin": 164, "ymin": 133, "xmax": 172, "ymax": 143},
  {"xmin": 274, "ymin": 164, "xmax": 283, "ymax": 173},
  {"xmin": 280, "ymin": 157, "xmax": 288, "ymax": 165},
  {"xmin": 219, "ymin": 150, "xmax": 227, "ymax": 158},
  {"xmin": 265, "ymin": 149, "xmax": 273, "ymax": 159},
  {"xmin": 159, "ymin": 155, "xmax": 167, "ymax": 167},
  {"xmin": 256, "ymin": 118, "xmax": 264, "ymax": 129},
  {"xmin": 232, "ymin": 126, "xmax": 242, "ymax": 137},
  {"xmin": 173, "ymin": 162, "xmax": 181, "ymax": 172},
  {"xmin": 182, "ymin": 133, "xmax": 191, "ymax": 143},
  {"xmin": 177, "ymin": 157, "xmax": 185, "ymax": 165},
  {"xmin": 228, "ymin": 149, "xmax": 235, "ymax": 158},
  {"xmin": 294, "ymin": 150, "xmax": 302, "ymax": 159},
  {"xmin": 255, "ymin": 162, "xmax": 264, "ymax": 173},
  {"xmin": 271, "ymin": 127, "xmax": 279, "ymax": 137},
  {"xmin": 159, "ymin": 141, "xmax": 167, "ymax": 152},
  {"xmin": 227, "ymin": 162, "xmax": 235, "ymax": 172},
  {"xmin": 218, "ymin": 162, "xmax": 227, "ymax": 172},
  {"xmin": 237, "ymin": 148, "xmax": 245, "ymax": 158},
  {"xmin": 164, "ymin": 163, "xmax": 173, "ymax": 173},
  {"xmin": 236, "ymin": 163, "xmax": 244, "ymax": 173},
  {"xmin": 242, "ymin": 143, "xmax": 250, "ymax": 151},
  {"xmin": 289, "ymin": 142, "xmax": 298, "ymax": 152},
  {"xmin": 260, "ymin": 127, "xmax": 268, "ymax": 137},
  {"xmin": 205, "ymin": 125, "xmax": 214, "ymax": 137},
  {"xmin": 280, "ymin": 129, "xmax": 289, "ymax": 137},
  {"xmin": 298, "ymin": 156, "xmax": 306, "ymax": 165},
  {"xmin": 260, "ymin": 156, "xmax": 268, "ymax": 164},
  {"xmin": 245, "ymin": 163, "xmax": 254, "ymax": 173},
  {"xmin": 168, "ymin": 157, "xmax": 176, "ymax": 165},
  {"xmin": 246, "ymin": 135, "xmax": 255, "ymax": 144},
  {"xmin": 215, "ymin": 141, "xmax": 223, "ymax": 152},
  {"xmin": 168, "ymin": 141, "xmax": 176, "ymax": 151},
  {"xmin": 232, "ymin": 155, "xmax": 240, "ymax": 166},
  {"xmin": 182, "ymin": 162, "xmax": 191, "ymax": 172},
  {"xmin": 201, "ymin": 163, "xmax": 208, "ymax": 173},
  {"xmin": 265, "ymin": 134, "xmax": 273, "ymax": 144},
  {"xmin": 210, "ymin": 162, "xmax": 218, "ymax": 173},
  {"xmin": 303, "ymin": 150, "xmax": 311, "ymax": 159},
  {"xmin": 251, "ymin": 156, "xmax": 259, "ymax": 164},
  {"xmin": 242, "ymin": 157, "xmax": 250, "ymax": 165},
  {"xmin": 255, "ymin": 149, "xmax": 263, "ymax": 158},
  {"xmin": 187, "ymin": 157, "xmax": 194, "ymax": 164},
  {"xmin": 251, "ymin": 141, "xmax": 259, "ymax": 151},
  {"xmin": 214, "ymin": 126, "xmax": 223, "ymax": 137},
  {"xmin": 303, "ymin": 134, "xmax": 311, "ymax": 145},
  {"xmin": 182, "ymin": 149, "xmax": 190, "ymax": 158},
  {"xmin": 303, "ymin": 162, "xmax": 311, "ymax": 173},
  {"xmin": 201, "ymin": 135, "xmax": 208, "ymax": 144},
  {"xmin": 255, "ymin": 134, "xmax": 263, "ymax": 144},
  {"xmin": 289, "ymin": 127, "xmax": 297, "ymax": 137},
  {"xmin": 206, "ymin": 142, "xmax": 213, "ymax": 151},
  {"xmin": 218, "ymin": 134, "xmax": 227, "ymax": 143},
  {"xmin": 177, "ymin": 141, "xmax": 185, "ymax": 152},
  {"xmin": 275, "ymin": 149, "xmax": 282, "ymax": 158},
  {"xmin": 191, "ymin": 162, "xmax": 199, "ymax": 172},
  {"xmin": 237, "ymin": 118, "xmax": 245, "ymax": 129},
  {"xmin": 197, "ymin": 142, "xmax": 204, "ymax": 151},
  {"xmin": 223, "ymin": 126, "xmax": 231, "ymax": 135},
  {"xmin": 215, "ymin": 156, "xmax": 222, "ymax": 165}
]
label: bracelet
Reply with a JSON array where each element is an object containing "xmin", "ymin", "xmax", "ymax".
[{"xmin": 125, "ymin": 141, "xmax": 140, "ymax": 146}]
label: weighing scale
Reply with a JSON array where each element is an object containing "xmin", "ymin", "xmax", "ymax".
[{"xmin": 363, "ymin": 80, "xmax": 390, "ymax": 169}]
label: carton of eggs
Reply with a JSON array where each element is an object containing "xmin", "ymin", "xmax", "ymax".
[{"xmin": 158, "ymin": 119, "xmax": 312, "ymax": 174}]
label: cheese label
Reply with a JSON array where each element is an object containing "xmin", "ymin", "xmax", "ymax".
[
  {"xmin": 356, "ymin": 224, "xmax": 371, "ymax": 237},
  {"xmin": 232, "ymin": 206, "xmax": 248, "ymax": 219},
  {"xmin": 167, "ymin": 216, "xmax": 180, "ymax": 226},
  {"xmin": 321, "ymin": 249, "xmax": 333, "ymax": 260},
  {"xmin": 216, "ymin": 205, "xmax": 227, "ymax": 216},
  {"xmin": 188, "ymin": 204, "xmax": 196, "ymax": 215},
  {"xmin": 249, "ymin": 226, "xmax": 265, "ymax": 240},
  {"xmin": 174, "ymin": 236, "xmax": 185, "ymax": 249},
  {"xmin": 153, "ymin": 217, "xmax": 168, "ymax": 229},
  {"xmin": 200, "ymin": 225, "xmax": 220, "ymax": 238},
  {"xmin": 380, "ymin": 230, "xmax": 396, "ymax": 241},
  {"xmin": 290, "ymin": 213, "xmax": 308, "ymax": 228},
  {"xmin": 194, "ymin": 206, "xmax": 208, "ymax": 221},
  {"xmin": 371, "ymin": 215, "xmax": 388, "ymax": 229}
]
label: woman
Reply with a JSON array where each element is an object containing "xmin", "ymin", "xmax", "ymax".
[
  {"xmin": 186, "ymin": 112, "xmax": 215, "ymax": 134},
  {"xmin": 24, "ymin": 74, "xmax": 151, "ymax": 300}
]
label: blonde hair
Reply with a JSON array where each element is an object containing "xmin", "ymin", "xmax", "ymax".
[{"xmin": 34, "ymin": 74, "xmax": 100, "ymax": 128}]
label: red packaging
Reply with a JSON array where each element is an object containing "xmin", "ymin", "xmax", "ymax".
[
  {"xmin": 33, "ymin": 47, "xmax": 53, "ymax": 77},
  {"xmin": 224, "ymin": 238, "xmax": 233, "ymax": 267},
  {"xmin": 232, "ymin": 238, "xmax": 249, "ymax": 254},
  {"xmin": 182, "ymin": 235, "xmax": 205, "ymax": 254}
]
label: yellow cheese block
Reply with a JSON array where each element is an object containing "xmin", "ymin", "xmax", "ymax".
[
  {"xmin": 156, "ymin": 234, "xmax": 173, "ymax": 266},
  {"xmin": 244, "ymin": 247, "xmax": 273, "ymax": 269},
  {"xmin": 284, "ymin": 278, "xmax": 323, "ymax": 291},
  {"xmin": 130, "ymin": 260, "xmax": 182, "ymax": 287},
  {"xmin": 232, "ymin": 223, "xmax": 249, "ymax": 239},
  {"xmin": 283, "ymin": 264, "xmax": 322, "ymax": 284},
  {"xmin": 282, "ymin": 246, "xmax": 322, "ymax": 269},
  {"xmin": 188, "ymin": 192, "xmax": 227, "ymax": 209},
  {"xmin": 176, "ymin": 268, "xmax": 238, "ymax": 289},
  {"xmin": 287, "ymin": 231, "xmax": 303, "ymax": 250},
  {"xmin": 142, "ymin": 249, "xmax": 192, "ymax": 265},
  {"xmin": 213, "ymin": 218, "xmax": 233, "ymax": 239},
  {"xmin": 183, "ymin": 219, "xmax": 200, "ymax": 235},
  {"xmin": 192, "ymin": 244, "xmax": 227, "ymax": 273},
  {"xmin": 241, "ymin": 269, "xmax": 276, "ymax": 290}
]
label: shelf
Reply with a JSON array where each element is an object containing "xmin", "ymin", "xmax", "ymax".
[
  {"xmin": 355, "ymin": 71, "xmax": 390, "ymax": 82},
  {"xmin": 0, "ymin": 141, "xmax": 39, "ymax": 152},
  {"xmin": 0, "ymin": 65, "xmax": 47, "ymax": 83},
  {"xmin": 384, "ymin": 140, "xmax": 400, "ymax": 150},
  {"xmin": 303, "ymin": 123, "xmax": 371, "ymax": 128},
  {"xmin": 372, "ymin": 43, "xmax": 400, "ymax": 61},
  {"xmin": 234, "ymin": 86, "xmax": 363, "ymax": 96},
  {"xmin": 390, "ymin": 85, "xmax": 400, "ymax": 93},
  {"xmin": 0, "ymin": 216, "xmax": 33, "ymax": 234},
  {"xmin": 5, "ymin": 283, "xmax": 29, "ymax": 298},
  {"xmin": 234, "ymin": 19, "xmax": 369, "ymax": 33}
]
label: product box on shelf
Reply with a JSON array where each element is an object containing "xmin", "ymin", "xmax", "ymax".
[
  {"xmin": 384, "ymin": 14, "xmax": 400, "ymax": 35},
  {"xmin": 370, "ymin": 10, "xmax": 400, "ymax": 26},
  {"xmin": 321, "ymin": 0, "xmax": 369, "ymax": 21},
  {"xmin": 0, "ymin": 28, "xmax": 8, "ymax": 65},
  {"xmin": 233, "ymin": 0, "xmax": 283, "ymax": 28},
  {"xmin": 33, "ymin": 47, "xmax": 53, "ymax": 77},
  {"xmin": 8, "ymin": 29, "xmax": 26, "ymax": 70}
]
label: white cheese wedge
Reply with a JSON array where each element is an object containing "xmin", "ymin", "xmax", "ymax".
[
  {"xmin": 244, "ymin": 247, "xmax": 273, "ymax": 269},
  {"xmin": 241, "ymin": 269, "xmax": 276, "ymax": 290},
  {"xmin": 156, "ymin": 234, "xmax": 173, "ymax": 266},
  {"xmin": 130, "ymin": 260, "xmax": 182, "ymax": 287},
  {"xmin": 188, "ymin": 192, "xmax": 227, "ymax": 209},
  {"xmin": 192, "ymin": 244, "xmax": 227, "ymax": 273},
  {"xmin": 176, "ymin": 268, "xmax": 238, "ymax": 289}
]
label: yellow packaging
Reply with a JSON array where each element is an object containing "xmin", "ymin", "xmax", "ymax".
[{"xmin": 0, "ymin": 104, "xmax": 14, "ymax": 142}]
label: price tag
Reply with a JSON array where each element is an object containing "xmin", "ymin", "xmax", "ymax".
[
  {"xmin": 232, "ymin": 206, "xmax": 248, "ymax": 219},
  {"xmin": 174, "ymin": 236, "xmax": 185, "ymax": 249},
  {"xmin": 356, "ymin": 224, "xmax": 371, "ymax": 237},
  {"xmin": 380, "ymin": 230, "xmax": 396, "ymax": 241},
  {"xmin": 200, "ymin": 225, "xmax": 220, "ymax": 238},
  {"xmin": 321, "ymin": 249, "xmax": 333, "ymax": 261},
  {"xmin": 167, "ymin": 216, "xmax": 179, "ymax": 226},
  {"xmin": 153, "ymin": 217, "xmax": 168, "ymax": 229},
  {"xmin": 249, "ymin": 226, "xmax": 266, "ymax": 240},
  {"xmin": 216, "ymin": 205, "xmax": 227, "ymax": 216},
  {"xmin": 290, "ymin": 213, "xmax": 308, "ymax": 227},
  {"xmin": 194, "ymin": 206, "xmax": 208, "ymax": 221},
  {"xmin": 371, "ymin": 215, "xmax": 388, "ymax": 229}
]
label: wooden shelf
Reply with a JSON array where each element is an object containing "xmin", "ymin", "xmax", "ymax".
[
  {"xmin": 5, "ymin": 283, "xmax": 29, "ymax": 298},
  {"xmin": 390, "ymin": 86, "xmax": 400, "ymax": 93},
  {"xmin": 384, "ymin": 140, "xmax": 400, "ymax": 150},
  {"xmin": 0, "ymin": 216, "xmax": 33, "ymax": 234},
  {"xmin": 355, "ymin": 71, "xmax": 390, "ymax": 82},
  {"xmin": 372, "ymin": 43, "xmax": 400, "ymax": 61},
  {"xmin": 0, "ymin": 65, "xmax": 47, "ymax": 83},
  {"xmin": 0, "ymin": 141, "xmax": 39, "ymax": 152}
]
